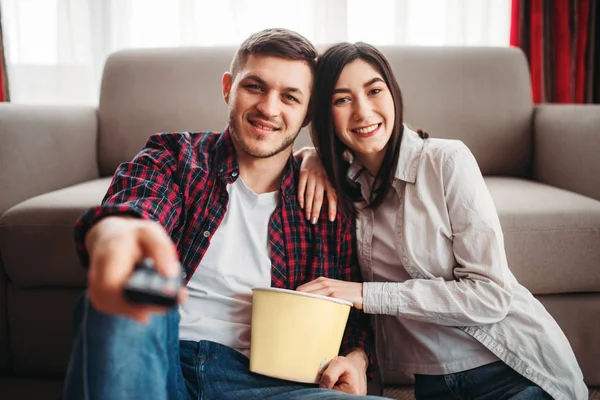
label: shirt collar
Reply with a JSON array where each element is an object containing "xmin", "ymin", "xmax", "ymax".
[
  {"xmin": 213, "ymin": 125, "xmax": 298, "ymax": 202},
  {"xmin": 347, "ymin": 124, "xmax": 426, "ymax": 185},
  {"xmin": 214, "ymin": 126, "xmax": 240, "ymax": 180}
]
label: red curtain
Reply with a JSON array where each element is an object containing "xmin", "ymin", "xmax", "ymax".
[
  {"xmin": 511, "ymin": 0, "xmax": 598, "ymax": 103},
  {"xmin": 0, "ymin": 6, "xmax": 7, "ymax": 102}
]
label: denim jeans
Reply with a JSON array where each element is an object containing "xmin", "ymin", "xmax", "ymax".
[
  {"xmin": 414, "ymin": 361, "xmax": 551, "ymax": 400},
  {"xmin": 63, "ymin": 291, "xmax": 388, "ymax": 400}
]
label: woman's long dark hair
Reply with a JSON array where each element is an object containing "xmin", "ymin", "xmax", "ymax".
[{"xmin": 311, "ymin": 43, "xmax": 405, "ymax": 218}]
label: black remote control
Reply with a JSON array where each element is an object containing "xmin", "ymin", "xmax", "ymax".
[{"xmin": 123, "ymin": 258, "xmax": 182, "ymax": 307}]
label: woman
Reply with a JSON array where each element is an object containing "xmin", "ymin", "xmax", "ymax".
[{"xmin": 296, "ymin": 43, "xmax": 587, "ymax": 399}]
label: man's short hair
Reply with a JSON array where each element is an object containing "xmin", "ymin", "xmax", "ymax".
[{"xmin": 230, "ymin": 28, "xmax": 317, "ymax": 78}]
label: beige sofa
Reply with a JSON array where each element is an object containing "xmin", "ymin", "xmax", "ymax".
[{"xmin": 0, "ymin": 46, "xmax": 599, "ymax": 399}]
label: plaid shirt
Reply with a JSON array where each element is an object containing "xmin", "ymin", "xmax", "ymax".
[{"xmin": 74, "ymin": 127, "xmax": 374, "ymax": 372}]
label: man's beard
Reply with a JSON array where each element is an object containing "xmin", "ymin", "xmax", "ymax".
[{"xmin": 229, "ymin": 118, "xmax": 299, "ymax": 159}]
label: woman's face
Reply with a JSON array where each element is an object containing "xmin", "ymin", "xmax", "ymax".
[{"xmin": 331, "ymin": 59, "xmax": 395, "ymax": 167}]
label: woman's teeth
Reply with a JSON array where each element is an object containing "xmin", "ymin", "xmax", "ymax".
[{"xmin": 353, "ymin": 124, "xmax": 379, "ymax": 134}]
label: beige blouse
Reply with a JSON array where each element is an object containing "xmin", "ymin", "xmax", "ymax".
[
  {"xmin": 363, "ymin": 171, "xmax": 498, "ymax": 375},
  {"xmin": 350, "ymin": 126, "xmax": 587, "ymax": 400}
]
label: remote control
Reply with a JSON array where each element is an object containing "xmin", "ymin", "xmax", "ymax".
[{"xmin": 123, "ymin": 258, "xmax": 182, "ymax": 307}]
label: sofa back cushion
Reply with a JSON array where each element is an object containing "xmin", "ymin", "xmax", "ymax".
[{"xmin": 98, "ymin": 46, "xmax": 533, "ymax": 177}]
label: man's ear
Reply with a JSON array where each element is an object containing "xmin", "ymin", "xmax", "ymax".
[
  {"xmin": 302, "ymin": 115, "xmax": 312, "ymax": 128},
  {"xmin": 222, "ymin": 72, "xmax": 233, "ymax": 104}
]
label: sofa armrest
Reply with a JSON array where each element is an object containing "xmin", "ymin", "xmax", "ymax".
[
  {"xmin": 533, "ymin": 104, "xmax": 600, "ymax": 201},
  {"xmin": 0, "ymin": 104, "xmax": 99, "ymax": 217}
]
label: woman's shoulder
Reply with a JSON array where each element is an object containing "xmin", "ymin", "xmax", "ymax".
[{"xmin": 420, "ymin": 136, "xmax": 472, "ymax": 167}]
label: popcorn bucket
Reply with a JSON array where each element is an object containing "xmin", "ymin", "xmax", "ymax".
[{"xmin": 249, "ymin": 287, "xmax": 352, "ymax": 383}]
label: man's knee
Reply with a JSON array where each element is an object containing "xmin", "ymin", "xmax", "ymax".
[{"xmin": 74, "ymin": 290, "xmax": 178, "ymax": 345}]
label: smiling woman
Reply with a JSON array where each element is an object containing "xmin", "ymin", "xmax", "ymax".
[
  {"xmin": 331, "ymin": 62, "xmax": 396, "ymax": 178},
  {"xmin": 299, "ymin": 41, "xmax": 590, "ymax": 399}
]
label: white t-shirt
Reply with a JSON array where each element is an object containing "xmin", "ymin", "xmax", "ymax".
[{"xmin": 178, "ymin": 177, "xmax": 278, "ymax": 357}]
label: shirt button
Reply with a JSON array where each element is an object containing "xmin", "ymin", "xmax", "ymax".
[
  {"xmin": 402, "ymin": 257, "xmax": 409, "ymax": 264},
  {"xmin": 203, "ymin": 231, "xmax": 210, "ymax": 238},
  {"xmin": 526, "ymin": 367, "xmax": 533, "ymax": 374},
  {"xmin": 231, "ymin": 171, "xmax": 238, "ymax": 177}
]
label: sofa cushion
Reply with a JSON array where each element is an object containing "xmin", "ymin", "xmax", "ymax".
[
  {"xmin": 0, "ymin": 178, "xmax": 111, "ymax": 287},
  {"xmin": 98, "ymin": 47, "xmax": 532, "ymax": 177},
  {"xmin": 2, "ymin": 175, "xmax": 598, "ymax": 293},
  {"xmin": 486, "ymin": 177, "xmax": 600, "ymax": 294},
  {"xmin": 381, "ymin": 46, "xmax": 533, "ymax": 177}
]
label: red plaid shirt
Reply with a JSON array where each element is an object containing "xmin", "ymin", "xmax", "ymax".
[{"xmin": 74, "ymin": 127, "xmax": 374, "ymax": 372}]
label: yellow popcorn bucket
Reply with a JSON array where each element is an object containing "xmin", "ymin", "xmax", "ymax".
[{"xmin": 249, "ymin": 287, "xmax": 353, "ymax": 383}]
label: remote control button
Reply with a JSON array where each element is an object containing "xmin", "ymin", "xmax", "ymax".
[{"xmin": 129, "ymin": 272, "xmax": 146, "ymax": 287}]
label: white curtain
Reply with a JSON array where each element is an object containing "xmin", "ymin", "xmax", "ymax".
[{"xmin": 2, "ymin": 0, "xmax": 511, "ymax": 105}]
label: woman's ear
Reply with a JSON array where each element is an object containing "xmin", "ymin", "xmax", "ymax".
[{"xmin": 222, "ymin": 72, "xmax": 233, "ymax": 104}]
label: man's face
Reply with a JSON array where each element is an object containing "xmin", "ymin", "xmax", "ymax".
[{"xmin": 222, "ymin": 54, "xmax": 313, "ymax": 159}]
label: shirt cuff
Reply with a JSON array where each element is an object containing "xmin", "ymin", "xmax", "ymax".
[
  {"xmin": 363, "ymin": 282, "xmax": 405, "ymax": 315},
  {"xmin": 74, "ymin": 205, "xmax": 149, "ymax": 268}
]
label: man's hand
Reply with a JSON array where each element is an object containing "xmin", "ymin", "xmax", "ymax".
[
  {"xmin": 296, "ymin": 277, "xmax": 363, "ymax": 310},
  {"xmin": 294, "ymin": 146, "xmax": 338, "ymax": 223},
  {"xmin": 86, "ymin": 216, "xmax": 186, "ymax": 323},
  {"xmin": 319, "ymin": 349, "xmax": 368, "ymax": 395}
]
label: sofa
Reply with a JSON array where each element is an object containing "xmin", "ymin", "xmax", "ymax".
[{"xmin": 0, "ymin": 45, "xmax": 599, "ymax": 399}]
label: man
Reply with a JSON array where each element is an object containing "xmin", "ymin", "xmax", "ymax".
[{"xmin": 62, "ymin": 28, "xmax": 381, "ymax": 400}]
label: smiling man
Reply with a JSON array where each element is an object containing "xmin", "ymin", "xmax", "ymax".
[
  {"xmin": 62, "ymin": 28, "xmax": 382, "ymax": 400},
  {"xmin": 225, "ymin": 54, "xmax": 307, "ymax": 159}
]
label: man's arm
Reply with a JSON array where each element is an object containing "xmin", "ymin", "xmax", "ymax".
[
  {"xmin": 75, "ymin": 132, "xmax": 184, "ymax": 267},
  {"xmin": 318, "ymin": 347, "xmax": 369, "ymax": 395},
  {"xmin": 75, "ymin": 132, "xmax": 187, "ymax": 322}
]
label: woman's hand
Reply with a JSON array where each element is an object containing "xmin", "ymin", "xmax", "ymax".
[
  {"xmin": 296, "ymin": 277, "xmax": 363, "ymax": 310},
  {"xmin": 294, "ymin": 147, "xmax": 338, "ymax": 223}
]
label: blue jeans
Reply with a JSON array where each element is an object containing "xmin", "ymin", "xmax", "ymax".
[
  {"xmin": 63, "ymin": 291, "xmax": 388, "ymax": 400},
  {"xmin": 414, "ymin": 361, "xmax": 551, "ymax": 400}
]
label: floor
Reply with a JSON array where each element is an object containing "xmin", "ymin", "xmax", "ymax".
[{"xmin": 382, "ymin": 386, "xmax": 600, "ymax": 399}]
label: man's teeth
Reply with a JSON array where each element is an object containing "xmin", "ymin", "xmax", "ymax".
[
  {"xmin": 354, "ymin": 124, "xmax": 379, "ymax": 134},
  {"xmin": 251, "ymin": 121, "xmax": 276, "ymax": 130}
]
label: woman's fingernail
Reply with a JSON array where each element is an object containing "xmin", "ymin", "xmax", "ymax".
[{"xmin": 312, "ymin": 217, "xmax": 317, "ymax": 224}]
